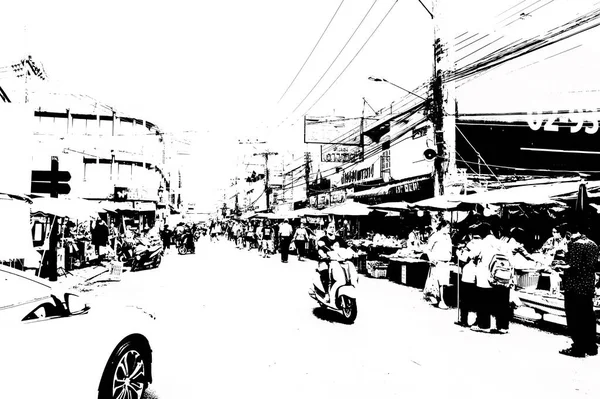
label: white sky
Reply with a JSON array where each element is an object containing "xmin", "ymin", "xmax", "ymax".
[{"xmin": 2, "ymin": 0, "xmax": 600, "ymax": 211}]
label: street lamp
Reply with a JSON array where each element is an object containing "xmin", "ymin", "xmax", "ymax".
[{"xmin": 368, "ymin": 76, "xmax": 426, "ymax": 101}]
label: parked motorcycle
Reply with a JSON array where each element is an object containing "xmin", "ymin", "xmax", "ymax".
[
  {"xmin": 130, "ymin": 235, "xmax": 163, "ymax": 271},
  {"xmin": 309, "ymin": 247, "xmax": 359, "ymax": 323}
]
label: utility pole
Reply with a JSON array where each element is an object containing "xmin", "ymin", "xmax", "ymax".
[
  {"xmin": 304, "ymin": 151, "xmax": 311, "ymax": 202},
  {"xmin": 253, "ymin": 151, "xmax": 278, "ymax": 211},
  {"xmin": 431, "ymin": 0, "xmax": 456, "ymax": 196}
]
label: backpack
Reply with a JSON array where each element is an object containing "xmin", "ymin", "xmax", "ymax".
[{"xmin": 488, "ymin": 253, "xmax": 513, "ymax": 287}]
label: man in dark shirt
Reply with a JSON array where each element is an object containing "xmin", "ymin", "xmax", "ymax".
[{"xmin": 557, "ymin": 227, "xmax": 599, "ymax": 357}]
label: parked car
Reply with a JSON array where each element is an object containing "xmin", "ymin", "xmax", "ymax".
[{"xmin": 0, "ymin": 265, "xmax": 156, "ymax": 399}]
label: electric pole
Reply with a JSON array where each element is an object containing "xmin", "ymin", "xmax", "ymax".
[
  {"xmin": 431, "ymin": 0, "xmax": 456, "ymax": 196},
  {"xmin": 304, "ymin": 151, "xmax": 311, "ymax": 202},
  {"xmin": 253, "ymin": 151, "xmax": 278, "ymax": 211}
]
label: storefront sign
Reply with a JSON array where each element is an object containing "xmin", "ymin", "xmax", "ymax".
[
  {"xmin": 527, "ymin": 110, "xmax": 600, "ymax": 134},
  {"xmin": 391, "ymin": 176, "xmax": 430, "ymax": 195},
  {"xmin": 341, "ymin": 163, "xmax": 376, "ymax": 185},
  {"xmin": 330, "ymin": 190, "xmax": 346, "ymax": 205},
  {"xmin": 321, "ymin": 145, "xmax": 362, "ymax": 163}
]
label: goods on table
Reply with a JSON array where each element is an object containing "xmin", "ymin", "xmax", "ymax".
[{"xmin": 366, "ymin": 260, "xmax": 388, "ymax": 278}]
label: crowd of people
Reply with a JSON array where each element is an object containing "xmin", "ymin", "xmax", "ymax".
[{"xmin": 411, "ymin": 213, "xmax": 599, "ymax": 358}]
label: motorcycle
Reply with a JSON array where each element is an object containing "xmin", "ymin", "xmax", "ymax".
[
  {"xmin": 309, "ymin": 247, "xmax": 359, "ymax": 323},
  {"xmin": 130, "ymin": 234, "xmax": 163, "ymax": 271},
  {"xmin": 176, "ymin": 232, "xmax": 195, "ymax": 255}
]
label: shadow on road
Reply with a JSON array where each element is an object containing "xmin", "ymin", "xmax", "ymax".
[{"xmin": 312, "ymin": 306, "xmax": 353, "ymax": 325}]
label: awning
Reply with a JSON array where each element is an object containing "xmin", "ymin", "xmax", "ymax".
[
  {"xmin": 369, "ymin": 201, "xmax": 411, "ymax": 211},
  {"xmin": 32, "ymin": 197, "xmax": 107, "ymax": 220},
  {"xmin": 324, "ymin": 201, "xmax": 373, "ymax": 216}
]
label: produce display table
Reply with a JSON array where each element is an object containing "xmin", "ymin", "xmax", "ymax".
[{"xmin": 381, "ymin": 255, "xmax": 431, "ymax": 288}]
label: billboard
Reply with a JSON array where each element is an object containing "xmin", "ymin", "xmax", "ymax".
[
  {"xmin": 304, "ymin": 115, "xmax": 362, "ymax": 145},
  {"xmin": 456, "ymin": 114, "xmax": 600, "ymax": 175}
]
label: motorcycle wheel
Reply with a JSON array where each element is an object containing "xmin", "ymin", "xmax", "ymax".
[
  {"xmin": 340, "ymin": 295, "xmax": 357, "ymax": 324},
  {"xmin": 178, "ymin": 246, "xmax": 187, "ymax": 255}
]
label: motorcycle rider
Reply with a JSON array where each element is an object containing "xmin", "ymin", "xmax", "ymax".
[{"xmin": 317, "ymin": 221, "xmax": 354, "ymax": 304}]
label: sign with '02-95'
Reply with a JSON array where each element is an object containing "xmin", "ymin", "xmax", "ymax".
[{"xmin": 527, "ymin": 110, "xmax": 600, "ymax": 134}]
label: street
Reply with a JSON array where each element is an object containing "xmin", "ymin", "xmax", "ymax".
[{"xmin": 83, "ymin": 237, "xmax": 600, "ymax": 399}]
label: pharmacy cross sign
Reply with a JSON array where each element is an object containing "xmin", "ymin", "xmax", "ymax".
[{"xmin": 31, "ymin": 157, "xmax": 71, "ymax": 198}]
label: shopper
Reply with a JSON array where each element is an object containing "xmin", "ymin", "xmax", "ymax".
[
  {"xmin": 556, "ymin": 224, "xmax": 599, "ymax": 357},
  {"xmin": 262, "ymin": 221, "xmax": 273, "ymax": 258},
  {"xmin": 293, "ymin": 222, "xmax": 309, "ymax": 261},
  {"xmin": 455, "ymin": 230, "xmax": 481, "ymax": 327},
  {"xmin": 424, "ymin": 220, "xmax": 453, "ymax": 309},
  {"xmin": 470, "ymin": 223, "xmax": 513, "ymax": 334},
  {"xmin": 278, "ymin": 219, "xmax": 293, "ymax": 263}
]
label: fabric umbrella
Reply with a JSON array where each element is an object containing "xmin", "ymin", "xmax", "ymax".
[
  {"xmin": 369, "ymin": 201, "xmax": 411, "ymax": 212},
  {"xmin": 325, "ymin": 201, "xmax": 373, "ymax": 216},
  {"xmin": 573, "ymin": 182, "xmax": 591, "ymax": 230},
  {"xmin": 409, "ymin": 195, "xmax": 470, "ymax": 211}
]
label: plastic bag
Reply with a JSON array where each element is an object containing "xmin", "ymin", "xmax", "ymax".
[{"xmin": 289, "ymin": 241, "xmax": 296, "ymax": 251}]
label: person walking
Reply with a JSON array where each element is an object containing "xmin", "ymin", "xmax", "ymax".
[
  {"xmin": 278, "ymin": 219, "xmax": 293, "ymax": 263},
  {"xmin": 556, "ymin": 225, "xmax": 599, "ymax": 357},
  {"xmin": 91, "ymin": 218, "xmax": 109, "ymax": 261},
  {"xmin": 293, "ymin": 222, "xmax": 309, "ymax": 261},
  {"xmin": 160, "ymin": 224, "xmax": 172, "ymax": 252}
]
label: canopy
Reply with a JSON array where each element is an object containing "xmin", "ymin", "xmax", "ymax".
[
  {"xmin": 409, "ymin": 195, "xmax": 471, "ymax": 211},
  {"xmin": 31, "ymin": 197, "xmax": 107, "ymax": 221},
  {"xmin": 0, "ymin": 197, "xmax": 37, "ymax": 262},
  {"xmin": 240, "ymin": 211, "xmax": 256, "ymax": 220},
  {"xmin": 369, "ymin": 201, "xmax": 411, "ymax": 212},
  {"xmin": 294, "ymin": 208, "xmax": 328, "ymax": 217},
  {"xmin": 459, "ymin": 181, "xmax": 600, "ymax": 206},
  {"xmin": 325, "ymin": 201, "xmax": 373, "ymax": 216}
]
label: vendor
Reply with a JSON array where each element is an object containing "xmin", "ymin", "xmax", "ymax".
[{"xmin": 540, "ymin": 224, "xmax": 568, "ymax": 259}]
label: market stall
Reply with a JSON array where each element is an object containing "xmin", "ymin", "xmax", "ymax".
[{"xmin": 0, "ymin": 193, "xmax": 39, "ymax": 271}]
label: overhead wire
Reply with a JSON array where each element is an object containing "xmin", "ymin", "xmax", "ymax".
[
  {"xmin": 291, "ymin": 0, "xmax": 380, "ymax": 114},
  {"xmin": 278, "ymin": 0, "xmax": 346, "ymax": 104}
]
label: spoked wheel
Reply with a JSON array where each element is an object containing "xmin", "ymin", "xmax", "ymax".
[
  {"xmin": 178, "ymin": 245, "xmax": 188, "ymax": 255},
  {"xmin": 340, "ymin": 295, "xmax": 357, "ymax": 324},
  {"xmin": 99, "ymin": 341, "xmax": 149, "ymax": 399}
]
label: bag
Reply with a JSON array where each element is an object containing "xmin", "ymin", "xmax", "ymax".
[
  {"xmin": 289, "ymin": 242, "xmax": 296, "ymax": 251},
  {"xmin": 488, "ymin": 253, "xmax": 513, "ymax": 287}
]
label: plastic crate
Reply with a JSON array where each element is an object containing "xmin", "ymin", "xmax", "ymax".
[
  {"xmin": 369, "ymin": 268, "xmax": 388, "ymax": 279},
  {"xmin": 516, "ymin": 270, "xmax": 540, "ymax": 291}
]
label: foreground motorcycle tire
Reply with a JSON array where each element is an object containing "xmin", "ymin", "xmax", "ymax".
[
  {"xmin": 340, "ymin": 296, "xmax": 357, "ymax": 324},
  {"xmin": 178, "ymin": 246, "xmax": 188, "ymax": 255}
]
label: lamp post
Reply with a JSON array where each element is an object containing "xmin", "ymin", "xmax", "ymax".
[{"xmin": 368, "ymin": 76, "xmax": 426, "ymax": 101}]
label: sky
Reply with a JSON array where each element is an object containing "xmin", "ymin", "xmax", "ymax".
[{"xmin": 2, "ymin": 0, "xmax": 600, "ymax": 211}]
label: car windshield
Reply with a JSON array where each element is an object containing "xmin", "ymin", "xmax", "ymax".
[{"xmin": 0, "ymin": 268, "xmax": 52, "ymax": 309}]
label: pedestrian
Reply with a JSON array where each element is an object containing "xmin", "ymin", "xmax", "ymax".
[
  {"xmin": 455, "ymin": 229, "xmax": 481, "ymax": 327},
  {"xmin": 424, "ymin": 220, "xmax": 453, "ymax": 309},
  {"xmin": 278, "ymin": 219, "xmax": 293, "ymax": 263},
  {"xmin": 293, "ymin": 222, "xmax": 309, "ymax": 261},
  {"xmin": 160, "ymin": 224, "xmax": 172, "ymax": 252},
  {"xmin": 555, "ymin": 224, "xmax": 599, "ymax": 357},
  {"xmin": 91, "ymin": 218, "xmax": 109, "ymax": 260},
  {"xmin": 470, "ymin": 223, "xmax": 513, "ymax": 334},
  {"xmin": 262, "ymin": 221, "xmax": 273, "ymax": 258}
]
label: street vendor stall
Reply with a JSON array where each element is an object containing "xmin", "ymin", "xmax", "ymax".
[{"xmin": 31, "ymin": 197, "xmax": 107, "ymax": 271}]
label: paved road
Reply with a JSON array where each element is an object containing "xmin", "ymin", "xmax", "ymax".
[{"xmin": 91, "ymin": 237, "xmax": 600, "ymax": 399}]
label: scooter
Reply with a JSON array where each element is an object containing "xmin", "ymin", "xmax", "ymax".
[
  {"xmin": 130, "ymin": 235, "xmax": 163, "ymax": 271},
  {"xmin": 309, "ymin": 247, "xmax": 359, "ymax": 323},
  {"xmin": 177, "ymin": 233, "xmax": 195, "ymax": 255}
]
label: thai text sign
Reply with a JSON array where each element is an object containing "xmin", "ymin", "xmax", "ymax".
[{"xmin": 321, "ymin": 145, "xmax": 362, "ymax": 163}]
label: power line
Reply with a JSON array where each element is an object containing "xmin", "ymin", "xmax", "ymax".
[
  {"xmin": 291, "ymin": 0, "xmax": 380, "ymax": 114},
  {"xmin": 301, "ymin": 0, "xmax": 400, "ymax": 117},
  {"xmin": 278, "ymin": 0, "xmax": 346, "ymax": 104}
]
